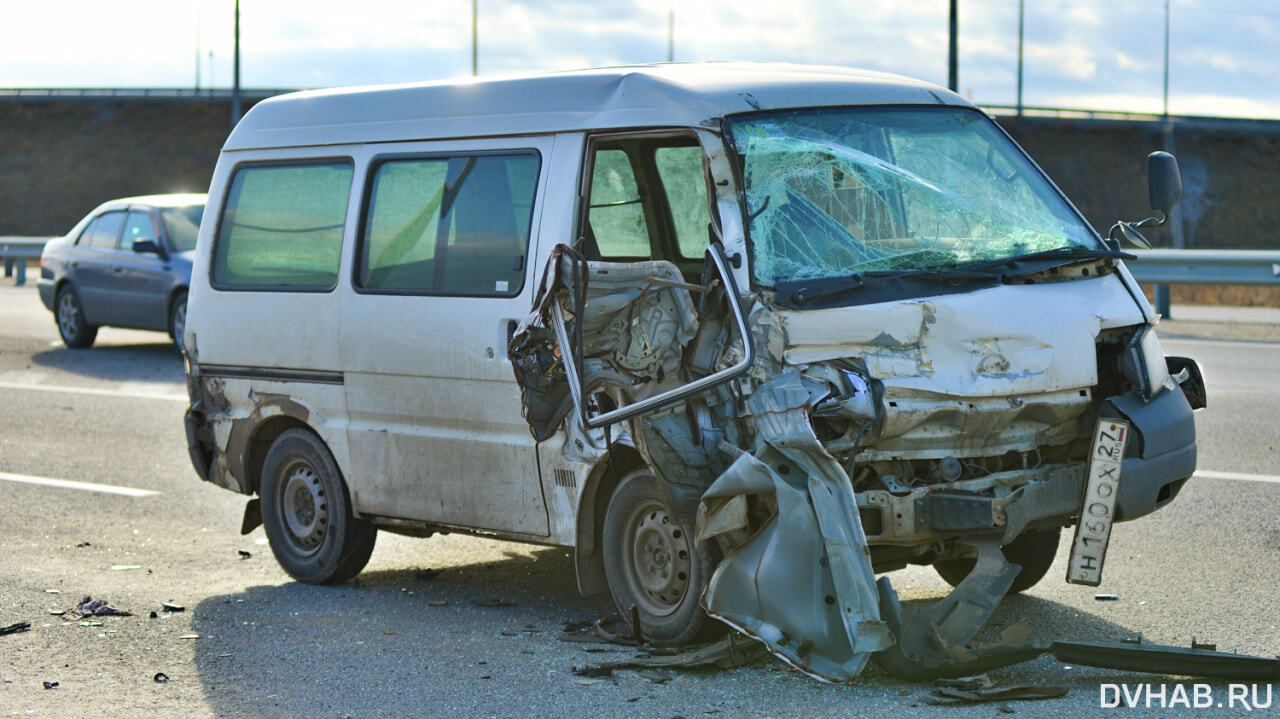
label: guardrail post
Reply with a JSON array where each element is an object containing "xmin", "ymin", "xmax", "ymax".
[{"xmin": 1154, "ymin": 284, "xmax": 1171, "ymax": 318}]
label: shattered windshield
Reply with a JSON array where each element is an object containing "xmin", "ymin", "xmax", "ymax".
[{"xmin": 726, "ymin": 106, "xmax": 1097, "ymax": 286}]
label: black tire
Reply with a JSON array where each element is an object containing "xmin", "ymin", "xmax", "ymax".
[
  {"xmin": 934, "ymin": 528, "xmax": 1061, "ymax": 594},
  {"xmin": 602, "ymin": 468, "xmax": 719, "ymax": 645},
  {"xmin": 55, "ymin": 284, "xmax": 98, "ymax": 348},
  {"xmin": 259, "ymin": 429, "xmax": 376, "ymax": 584},
  {"xmin": 169, "ymin": 291, "xmax": 188, "ymax": 353}
]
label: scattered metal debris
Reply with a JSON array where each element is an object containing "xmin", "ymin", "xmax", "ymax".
[
  {"xmin": 1095, "ymin": 594, "xmax": 1120, "ymax": 601},
  {"xmin": 475, "ymin": 598, "xmax": 516, "ymax": 608},
  {"xmin": 153, "ymin": 672, "xmax": 169, "ymax": 684},
  {"xmin": 161, "ymin": 603, "xmax": 185, "ymax": 613},
  {"xmin": 0, "ymin": 621, "xmax": 31, "ymax": 636},
  {"xmin": 110, "ymin": 564, "xmax": 143, "ymax": 571},
  {"xmin": 237, "ymin": 550, "xmax": 252, "ymax": 560},
  {"xmin": 42, "ymin": 681, "xmax": 58, "ymax": 690},
  {"xmin": 73, "ymin": 596, "xmax": 132, "ymax": 618},
  {"xmin": 924, "ymin": 675, "xmax": 1068, "ymax": 705},
  {"xmin": 571, "ymin": 633, "xmax": 768, "ymax": 678}
]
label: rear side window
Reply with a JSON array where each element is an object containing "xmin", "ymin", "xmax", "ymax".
[
  {"xmin": 358, "ymin": 152, "xmax": 539, "ymax": 296},
  {"xmin": 80, "ymin": 211, "xmax": 126, "ymax": 249},
  {"xmin": 212, "ymin": 161, "xmax": 353, "ymax": 290}
]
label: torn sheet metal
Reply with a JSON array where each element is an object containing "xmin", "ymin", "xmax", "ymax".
[{"xmin": 697, "ymin": 371, "xmax": 892, "ymax": 682}]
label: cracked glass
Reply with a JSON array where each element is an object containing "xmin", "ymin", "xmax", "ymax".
[{"xmin": 726, "ymin": 107, "xmax": 1097, "ymax": 286}]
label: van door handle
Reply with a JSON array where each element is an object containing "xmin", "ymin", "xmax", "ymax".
[{"xmin": 506, "ymin": 319, "xmax": 517, "ymax": 345}]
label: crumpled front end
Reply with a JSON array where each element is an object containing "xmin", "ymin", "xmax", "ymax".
[{"xmin": 508, "ymin": 244, "xmax": 1201, "ymax": 682}]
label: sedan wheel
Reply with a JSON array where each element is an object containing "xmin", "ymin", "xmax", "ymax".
[{"xmin": 55, "ymin": 286, "xmax": 98, "ymax": 348}]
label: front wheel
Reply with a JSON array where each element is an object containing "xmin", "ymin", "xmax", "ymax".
[
  {"xmin": 934, "ymin": 528, "xmax": 1061, "ymax": 594},
  {"xmin": 55, "ymin": 285, "xmax": 98, "ymax": 348},
  {"xmin": 259, "ymin": 429, "xmax": 376, "ymax": 584},
  {"xmin": 602, "ymin": 468, "xmax": 719, "ymax": 645}
]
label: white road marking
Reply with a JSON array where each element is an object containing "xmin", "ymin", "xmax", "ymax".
[
  {"xmin": 0, "ymin": 380, "xmax": 186, "ymax": 402},
  {"xmin": 1196, "ymin": 470, "xmax": 1280, "ymax": 485},
  {"xmin": 0, "ymin": 471, "xmax": 159, "ymax": 497}
]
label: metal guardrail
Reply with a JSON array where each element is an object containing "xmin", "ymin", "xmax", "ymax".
[
  {"xmin": 1124, "ymin": 249, "xmax": 1280, "ymax": 286},
  {"xmin": 0, "ymin": 237, "xmax": 54, "ymax": 286},
  {"xmin": 4, "ymin": 238, "xmax": 1279, "ymax": 294}
]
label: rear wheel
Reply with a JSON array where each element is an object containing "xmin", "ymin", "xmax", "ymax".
[
  {"xmin": 260, "ymin": 429, "xmax": 376, "ymax": 584},
  {"xmin": 602, "ymin": 468, "xmax": 719, "ymax": 645},
  {"xmin": 55, "ymin": 285, "xmax": 98, "ymax": 348},
  {"xmin": 169, "ymin": 291, "xmax": 187, "ymax": 353},
  {"xmin": 934, "ymin": 528, "xmax": 1061, "ymax": 594}
]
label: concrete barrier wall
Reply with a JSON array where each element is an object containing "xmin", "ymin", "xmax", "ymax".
[{"xmin": 2, "ymin": 98, "xmax": 1278, "ymax": 249}]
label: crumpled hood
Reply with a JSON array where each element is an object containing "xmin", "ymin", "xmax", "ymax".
[{"xmin": 774, "ymin": 273, "xmax": 1146, "ymax": 397}]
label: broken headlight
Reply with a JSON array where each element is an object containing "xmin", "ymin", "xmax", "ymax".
[{"xmin": 1120, "ymin": 325, "xmax": 1173, "ymax": 401}]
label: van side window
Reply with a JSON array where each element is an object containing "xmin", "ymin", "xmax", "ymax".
[
  {"xmin": 654, "ymin": 146, "xmax": 710, "ymax": 259},
  {"xmin": 212, "ymin": 161, "xmax": 353, "ymax": 290},
  {"xmin": 358, "ymin": 152, "xmax": 539, "ymax": 296},
  {"xmin": 588, "ymin": 150, "xmax": 651, "ymax": 258},
  {"xmin": 582, "ymin": 137, "xmax": 712, "ymax": 269}
]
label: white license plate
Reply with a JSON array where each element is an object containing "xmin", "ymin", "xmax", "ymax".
[{"xmin": 1066, "ymin": 419, "xmax": 1130, "ymax": 586}]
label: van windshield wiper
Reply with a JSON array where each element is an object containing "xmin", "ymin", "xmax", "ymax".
[
  {"xmin": 788, "ymin": 267, "xmax": 992, "ymax": 305},
  {"xmin": 956, "ymin": 245, "xmax": 1134, "ymax": 275}
]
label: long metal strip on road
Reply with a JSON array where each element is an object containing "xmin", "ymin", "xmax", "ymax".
[
  {"xmin": 0, "ymin": 471, "xmax": 159, "ymax": 497},
  {"xmin": 1195, "ymin": 470, "xmax": 1280, "ymax": 485},
  {"xmin": 0, "ymin": 380, "xmax": 186, "ymax": 402}
]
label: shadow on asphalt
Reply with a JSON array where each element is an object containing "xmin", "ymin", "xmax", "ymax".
[
  {"xmin": 187, "ymin": 549, "xmax": 1155, "ymax": 718},
  {"xmin": 31, "ymin": 343, "xmax": 184, "ymax": 385}
]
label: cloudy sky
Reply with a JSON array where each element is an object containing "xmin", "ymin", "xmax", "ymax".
[{"xmin": 6, "ymin": 0, "xmax": 1279, "ymax": 118}]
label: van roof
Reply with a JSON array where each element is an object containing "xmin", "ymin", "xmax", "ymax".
[{"xmin": 223, "ymin": 62, "xmax": 968, "ymax": 151}]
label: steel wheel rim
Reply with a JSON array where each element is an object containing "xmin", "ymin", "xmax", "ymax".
[
  {"xmin": 278, "ymin": 460, "xmax": 328, "ymax": 554},
  {"xmin": 57, "ymin": 293, "xmax": 79, "ymax": 339},
  {"xmin": 623, "ymin": 499, "xmax": 692, "ymax": 616}
]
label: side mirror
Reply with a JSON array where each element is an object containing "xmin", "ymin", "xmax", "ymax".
[
  {"xmin": 132, "ymin": 238, "xmax": 169, "ymax": 259},
  {"xmin": 1148, "ymin": 151, "xmax": 1182, "ymax": 217}
]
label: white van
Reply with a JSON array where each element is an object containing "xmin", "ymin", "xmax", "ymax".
[{"xmin": 184, "ymin": 63, "xmax": 1205, "ymax": 681}]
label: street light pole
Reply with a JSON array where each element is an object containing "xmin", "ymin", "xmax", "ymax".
[
  {"xmin": 948, "ymin": 0, "xmax": 958, "ymax": 92},
  {"xmin": 1016, "ymin": 0, "xmax": 1024, "ymax": 116},
  {"xmin": 668, "ymin": 4, "xmax": 674, "ymax": 62},
  {"xmin": 472, "ymin": 0, "xmax": 478, "ymax": 76},
  {"xmin": 232, "ymin": 0, "xmax": 242, "ymax": 126}
]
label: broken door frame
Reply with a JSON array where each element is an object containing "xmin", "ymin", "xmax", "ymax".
[{"xmin": 549, "ymin": 242, "xmax": 755, "ymax": 429}]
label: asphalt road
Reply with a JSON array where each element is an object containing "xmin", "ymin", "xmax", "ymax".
[{"xmin": 1, "ymin": 280, "xmax": 1277, "ymax": 718}]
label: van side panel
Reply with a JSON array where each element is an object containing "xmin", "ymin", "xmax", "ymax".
[
  {"xmin": 338, "ymin": 137, "xmax": 562, "ymax": 537},
  {"xmin": 187, "ymin": 147, "xmax": 362, "ymax": 495}
]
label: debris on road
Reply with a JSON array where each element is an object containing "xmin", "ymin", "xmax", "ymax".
[
  {"xmin": 475, "ymin": 598, "xmax": 516, "ymax": 608},
  {"xmin": 73, "ymin": 596, "xmax": 132, "ymax": 618},
  {"xmin": 42, "ymin": 681, "xmax": 58, "ymax": 689},
  {"xmin": 44, "ymin": 588, "xmax": 60, "ymax": 594},
  {"xmin": 161, "ymin": 603, "xmax": 185, "ymax": 613},
  {"xmin": 571, "ymin": 633, "xmax": 768, "ymax": 679},
  {"xmin": 1, "ymin": 621, "xmax": 31, "ymax": 636},
  {"xmin": 1095, "ymin": 594, "xmax": 1120, "ymax": 601},
  {"xmin": 237, "ymin": 550, "xmax": 251, "ymax": 560},
  {"xmin": 110, "ymin": 564, "xmax": 143, "ymax": 571},
  {"xmin": 153, "ymin": 672, "xmax": 169, "ymax": 683},
  {"xmin": 924, "ymin": 681, "xmax": 1069, "ymax": 706},
  {"xmin": 415, "ymin": 568, "xmax": 442, "ymax": 581},
  {"xmin": 427, "ymin": 600, "xmax": 448, "ymax": 607}
]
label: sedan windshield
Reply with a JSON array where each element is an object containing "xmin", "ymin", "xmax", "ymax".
[
  {"xmin": 160, "ymin": 205, "xmax": 204, "ymax": 253},
  {"xmin": 725, "ymin": 106, "xmax": 1097, "ymax": 286}
]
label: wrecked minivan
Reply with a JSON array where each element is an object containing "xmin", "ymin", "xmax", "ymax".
[{"xmin": 184, "ymin": 63, "xmax": 1207, "ymax": 682}]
